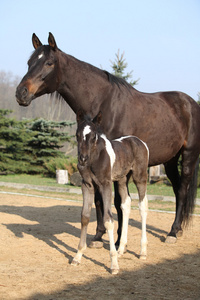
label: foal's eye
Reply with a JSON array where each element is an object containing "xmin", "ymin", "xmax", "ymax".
[{"xmin": 46, "ymin": 61, "xmax": 53, "ymax": 66}]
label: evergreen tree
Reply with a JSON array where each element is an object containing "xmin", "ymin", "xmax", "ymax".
[
  {"xmin": 110, "ymin": 49, "xmax": 139, "ymax": 86},
  {"xmin": 0, "ymin": 110, "xmax": 75, "ymax": 175},
  {"xmin": 0, "ymin": 109, "xmax": 34, "ymax": 173}
]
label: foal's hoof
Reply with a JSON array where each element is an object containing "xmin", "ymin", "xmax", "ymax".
[
  {"xmin": 139, "ymin": 254, "xmax": 147, "ymax": 260},
  {"xmin": 71, "ymin": 259, "xmax": 80, "ymax": 266},
  {"xmin": 176, "ymin": 230, "xmax": 183, "ymax": 238},
  {"xmin": 165, "ymin": 235, "xmax": 177, "ymax": 244},
  {"xmin": 89, "ymin": 240, "xmax": 103, "ymax": 249},
  {"xmin": 111, "ymin": 268, "xmax": 119, "ymax": 275}
]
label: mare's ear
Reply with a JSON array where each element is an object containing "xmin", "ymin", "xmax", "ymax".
[
  {"xmin": 32, "ymin": 33, "xmax": 42, "ymax": 49},
  {"xmin": 48, "ymin": 32, "xmax": 57, "ymax": 50},
  {"xmin": 93, "ymin": 111, "xmax": 102, "ymax": 125},
  {"xmin": 76, "ymin": 110, "xmax": 84, "ymax": 123}
]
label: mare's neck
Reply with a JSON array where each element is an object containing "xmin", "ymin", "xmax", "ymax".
[{"xmin": 57, "ymin": 51, "xmax": 110, "ymax": 114}]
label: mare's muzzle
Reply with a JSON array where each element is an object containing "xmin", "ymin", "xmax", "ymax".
[{"xmin": 16, "ymin": 85, "xmax": 35, "ymax": 106}]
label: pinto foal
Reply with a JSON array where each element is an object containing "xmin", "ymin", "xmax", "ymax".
[{"xmin": 72, "ymin": 111, "xmax": 149, "ymax": 274}]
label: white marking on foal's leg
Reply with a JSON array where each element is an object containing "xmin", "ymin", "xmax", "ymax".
[
  {"xmin": 118, "ymin": 196, "xmax": 131, "ymax": 257},
  {"xmin": 139, "ymin": 194, "xmax": 148, "ymax": 260},
  {"xmin": 105, "ymin": 221, "xmax": 119, "ymax": 274},
  {"xmin": 71, "ymin": 243, "xmax": 87, "ymax": 266}
]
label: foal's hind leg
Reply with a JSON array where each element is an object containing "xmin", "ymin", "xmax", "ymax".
[
  {"xmin": 117, "ymin": 177, "xmax": 131, "ymax": 257},
  {"xmin": 133, "ymin": 164, "xmax": 148, "ymax": 259},
  {"xmin": 165, "ymin": 149, "xmax": 199, "ymax": 244},
  {"xmin": 136, "ymin": 183, "xmax": 148, "ymax": 259}
]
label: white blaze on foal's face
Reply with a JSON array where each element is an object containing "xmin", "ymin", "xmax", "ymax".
[{"xmin": 83, "ymin": 125, "xmax": 91, "ymax": 140}]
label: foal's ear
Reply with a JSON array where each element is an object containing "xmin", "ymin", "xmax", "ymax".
[
  {"xmin": 93, "ymin": 111, "xmax": 102, "ymax": 125},
  {"xmin": 48, "ymin": 32, "xmax": 57, "ymax": 50},
  {"xmin": 32, "ymin": 33, "xmax": 42, "ymax": 49},
  {"xmin": 76, "ymin": 110, "xmax": 84, "ymax": 123}
]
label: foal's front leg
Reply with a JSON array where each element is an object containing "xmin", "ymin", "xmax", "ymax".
[
  {"xmin": 71, "ymin": 182, "xmax": 94, "ymax": 266},
  {"xmin": 101, "ymin": 183, "xmax": 119, "ymax": 274}
]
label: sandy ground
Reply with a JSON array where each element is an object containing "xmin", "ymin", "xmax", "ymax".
[{"xmin": 0, "ymin": 192, "xmax": 199, "ymax": 300}]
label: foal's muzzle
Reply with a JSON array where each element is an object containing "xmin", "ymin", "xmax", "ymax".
[{"xmin": 79, "ymin": 154, "xmax": 89, "ymax": 166}]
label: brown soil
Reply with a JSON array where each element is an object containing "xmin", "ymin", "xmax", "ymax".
[{"xmin": 0, "ymin": 193, "xmax": 199, "ymax": 300}]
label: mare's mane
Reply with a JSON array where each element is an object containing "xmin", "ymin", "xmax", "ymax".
[
  {"xmin": 28, "ymin": 46, "xmax": 132, "ymax": 97},
  {"xmin": 104, "ymin": 71, "xmax": 133, "ymax": 90}
]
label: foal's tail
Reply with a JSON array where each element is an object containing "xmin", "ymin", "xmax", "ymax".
[{"xmin": 183, "ymin": 157, "xmax": 199, "ymax": 224}]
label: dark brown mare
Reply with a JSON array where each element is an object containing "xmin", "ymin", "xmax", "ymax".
[
  {"xmin": 72, "ymin": 111, "xmax": 149, "ymax": 274},
  {"xmin": 16, "ymin": 33, "xmax": 200, "ymax": 246}
]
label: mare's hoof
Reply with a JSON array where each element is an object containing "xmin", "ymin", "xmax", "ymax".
[
  {"xmin": 165, "ymin": 235, "xmax": 177, "ymax": 244},
  {"xmin": 139, "ymin": 254, "xmax": 147, "ymax": 260},
  {"xmin": 111, "ymin": 268, "xmax": 119, "ymax": 275},
  {"xmin": 89, "ymin": 240, "xmax": 103, "ymax": 248},
  {"xmin": 71, "ymin": 259, "xmax": 80, "ymax": 266}
]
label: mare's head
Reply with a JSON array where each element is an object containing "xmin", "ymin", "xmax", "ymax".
[
  {"xmin": 76, "ymin": 110, "xmax": 102, "ymax": 166},
  {"xmin": 16, "ymin": 33, "xmax": 60, "ymax": 106}
]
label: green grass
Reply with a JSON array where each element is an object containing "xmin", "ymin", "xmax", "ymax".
[
  {"xmin": 0, "ymin": 174, "xmax": 200, "ymax": 198},
  {"xmin": 128, "ymin": 182, "xmax": 175, "ymax": 197},
  {"xmin": 0, "ymin": 174, "xmax": 72, "ymax": 188}
]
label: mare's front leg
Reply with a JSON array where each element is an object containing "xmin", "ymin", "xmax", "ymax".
[
  {"xmin": 89, "ymin": 190, "xmax": 106, "ymax": 248},
  {"xmin": 117, "ymin": 177, "xmax": 131, "ymax": 257},
  {"xmin": 113, "ymin": 181, "xmax": 122, "ymax": 248},
  {"xmin": 101, "ymin": 182, "xmax": 119, "ymax": 275},
  {"xmin": 71, "ymin": 181, "xmax": 94, "ymax": 266}
]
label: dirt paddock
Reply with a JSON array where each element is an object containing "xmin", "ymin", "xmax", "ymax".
[{"xmin": 0, "ymin": 192, "xmax": 199, "ymax": 300}]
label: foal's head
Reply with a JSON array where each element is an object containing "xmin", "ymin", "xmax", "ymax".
[{"xmin": 76, "ymin": 111, "xmax": 102, "ymax": 166}]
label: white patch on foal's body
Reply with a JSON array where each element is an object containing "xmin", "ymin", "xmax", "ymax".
[
  {"xmin": 83, "ymin": 125, "xmax": 91, "ymax": 140},
  {"xmin": 114, "ymin": 135, "xmax": 149, "ymax": 161},
  {"xmin": 101, "ymin": 134, "xmax": 116, "ymax": 169},
  {"xmin": 114, "ymin": 135, "xmax": 133, "ymax": 142}
]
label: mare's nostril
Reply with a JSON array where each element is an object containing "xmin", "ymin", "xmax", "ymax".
[{"xmin": 22, "ymin": 87, "xmax": 28, "ymax": 97}]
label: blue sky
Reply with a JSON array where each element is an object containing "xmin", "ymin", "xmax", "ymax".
[{"xmin": 1, "ymin": 0, "xmax": 200, "ymax": 100}]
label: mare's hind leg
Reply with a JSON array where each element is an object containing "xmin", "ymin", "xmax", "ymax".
[
  {"xmin": 164, "ymin": 154, "xmax": 182, "ymax": 243},
  {"xmin": 165, "ymin": 149, "xmax": 199, "ymax": 244},
  {"xmin": 117, "ymin": 177, "xmax": 131, "ymax": 257}
]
